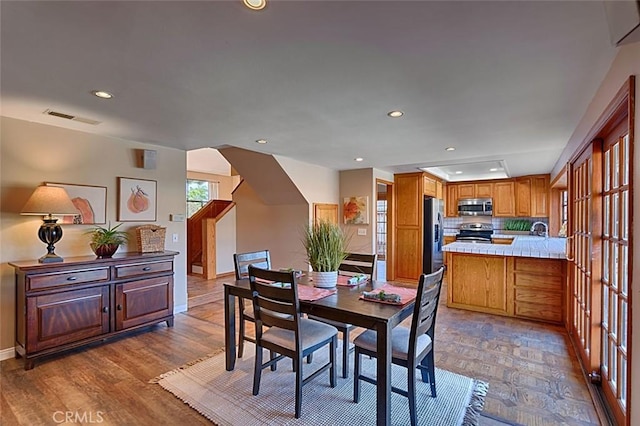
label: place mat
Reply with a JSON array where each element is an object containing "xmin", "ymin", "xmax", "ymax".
[
  {"xmin": 359, "ymin": 283, "xmax": 417, "ymax": 306},
  {"xmin": 297, "ymin": 286, "xmax": 337, "ymax": 302}
]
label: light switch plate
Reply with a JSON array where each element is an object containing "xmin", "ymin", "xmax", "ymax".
[
  {"xmin": 357, "ymin": 228, "xmax": 367, "ymax": 236},
  {"xmin": 172, "ymin": 233, "xmax": 179, "ymax": 242}
]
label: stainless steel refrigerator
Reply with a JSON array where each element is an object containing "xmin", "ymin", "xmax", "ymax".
[{"xmin": 423, "ymin": 196, "xmax": 444, "ymax": 274}]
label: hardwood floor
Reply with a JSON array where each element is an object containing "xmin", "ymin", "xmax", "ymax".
[{"xmin": 1, "ymin": 274, "xmax": 600, "ymax": 425}]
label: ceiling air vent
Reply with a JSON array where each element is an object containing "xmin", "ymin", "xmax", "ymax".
[{"xmin": 43, "ymin": 109, "xmax": 101, "ymax": 125}]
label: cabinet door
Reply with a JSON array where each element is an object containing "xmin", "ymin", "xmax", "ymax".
[
  {"xmin": 475, "ymin": 182, "xmax": 494, "ymax": 198},
  {"xmin": 493, "ymin": 181, "xmax": 515, "ymax": 216},
  {"xmin": 423, "ymin": 175, "xmax": 437, "ymax": 197},
  {"xmin": 26, "ymin": 286, "xmax": 110, "ymax": 352},
  {"xmin": 115, "ymin": 276, "xmax": 173, "ymax": 330},
  {"xmin": 458, "ymin": 184, "xmax": 475, "ymax": 199},
  {"xmin": 445, "ymin": 184, "xmax": 459, "ymax": 217},
  {"xmin": 515, "ymin": 177, "xmax": 532, "ymax": 216},
  {"xmin": 530, "ymin": 175, "xmax": 549, "ymax": 217},
  {"xmin": 395, "ymin": 174, "xmax": 421, "ymax": 227}
]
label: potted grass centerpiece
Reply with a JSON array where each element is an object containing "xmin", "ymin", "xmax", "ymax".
[
  {"xmin": 503, "ymin": 219, "xmax": 532, "ymax": 235},
  {"xmin": 86, "ymin": 222, "xmax": 129, "ymax": 258},
  {"xmin": 303, "ymin": 220, "xmax": 349, "ymax": 288}
]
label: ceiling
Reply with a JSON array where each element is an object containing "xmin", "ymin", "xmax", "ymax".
[{"xmin": 0, "ymin": 1, "xmax": 621, "ymax": 181}]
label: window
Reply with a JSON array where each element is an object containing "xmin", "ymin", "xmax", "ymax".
[
  {"xmin": 186, "ymin": 179, "xmax": 219, "ymax": 217},
  {"xmin": 560, "ymin": 190, "xmax": 568, "ymax": 225}
]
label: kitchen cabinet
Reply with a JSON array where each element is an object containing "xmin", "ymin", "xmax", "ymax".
[
  {"xmin": 11, "ymin": 251, "xmax": 178, "ymax": 370},
  {"xmin": 445, "ymin": 184, "xmax": 458, "ymax": 217},
  {"xmin": 394, "ymin": 172, "xmax": 444, "ymax": 283},
  {"xmin": 515, "ymin": 175, "xmax": 550, "ymax": 217},
  {"xmin": 475, "ymin": 182, "xmax": 494, "ymax": 198},
  {"xmin": 493, "ymin": 181, "xmax": 516, "ymax": 216},
  {"xmin": 457, "ymin": 184, "xmax": 475, "ymax": 199}
]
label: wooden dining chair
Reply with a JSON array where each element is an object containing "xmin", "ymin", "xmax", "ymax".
[
  {"xmin": 353, "ymin": 266, "xmax": 445, "ymax": 426},
  {"xmin": 308, "ymin": 253, "xmax": 377, "ymax": 378},
  {"xmin": 233, "ymin": 250, "xmax": 271, "ymax": 358},
  {"xmin": 248, "ymin": 266, "xmax": 338, "ymax": 419}
]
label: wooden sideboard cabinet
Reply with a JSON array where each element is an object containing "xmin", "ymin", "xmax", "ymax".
[{"xmin": 10, "ymin": 251, "xmax": 178, "ymax": 370}]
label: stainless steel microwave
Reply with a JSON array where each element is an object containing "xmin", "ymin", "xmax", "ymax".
[{"xmin": 457, "ymin": 198, "xmax": 493, "ymax": 216}]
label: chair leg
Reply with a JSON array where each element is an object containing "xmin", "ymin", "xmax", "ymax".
[
  {"xmin": 330, "ymin": 336, "xmax": 337, "ymax": 387},
  {"xmin": 420, "ymin": 351, "xmax": 437, "ymax": 397},
  {"xmin": 342, "ymin": 328, "xmax": 350, "ymax": 378},
  {"xmin": 238, "ymin": 316, "xmax": 246, "ymax": 358},
  {"xmin": 294, "ymin": 356, "xmax": 303, "ymax": 418},
  {"xmin": 408, "ymin": 360, "xmax": 417, "ymax": 426},
  {"xmin": 270, "ymin": 350, "xmax": 278, "ymax": 371},
  {"xmin": 353, "ymin": 348, "xmax": 361, "ymax": 403},
  {"xmin": 253, "ymin": 346, "xmax": 263, "ymax": 396}
]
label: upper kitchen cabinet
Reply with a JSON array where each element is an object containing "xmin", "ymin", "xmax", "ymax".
[
  {"xmin": 493, "ymin": 181, "xmax": 516, "ymax": 216},
  {"xmin": 475, "ymin": 182, "xmax": 494, "ymax": 198},
  {"xmin": 457, "ymin": 184, "xmax": 475, "ymax": 199},
  {"xmin": 516, "ymin": 175, "xmax": 550, "ymax": 217},
  {"xmin": 445, "ymin": 184, "xmax": 458, "ymax": 217}
]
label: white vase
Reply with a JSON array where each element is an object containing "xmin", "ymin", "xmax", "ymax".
[{"xmin": 311, "ymin": 270, "xmax": 338, "ymax": 288}]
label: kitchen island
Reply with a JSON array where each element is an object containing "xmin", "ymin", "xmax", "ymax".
[{"xmin": 443, "ymin": 236, "xmax": 567, "ymax": 324}]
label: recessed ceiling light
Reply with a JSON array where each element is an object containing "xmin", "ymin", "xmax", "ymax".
[
  {"xmin": 256, "ymin": 139, "xmax": 267, "ymax": 144},
  {"xmin": 243, "ymin": 0, "xmax": 266, "ymax": 10},
  {"xmin": 455, "ymin": 171, "xmax": 463, "ymax": 174},
  {"xmin": 445, "ymin": 147, "xmax": 455, "ymax": 151},
  {"xmin": 489, "ymin": 168, "xmax": 498, "ymax": 172},
  {"xmin": 354, "ymin": 157, "xmax": 364, "ymax": 162},
  {"xmin": 91, "ymin": 90, "xmax": 113, "ymax": 99},
  {"xmin": 387, "ymin": 110, "xmax": 404, "ymax": 118}
]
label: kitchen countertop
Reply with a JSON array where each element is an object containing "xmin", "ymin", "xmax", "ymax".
[{"xmin": 442, "ymin": 235, "xmax": 567, "ymax": 259}]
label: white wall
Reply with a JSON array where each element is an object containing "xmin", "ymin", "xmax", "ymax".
[
  {"xmin": 0, "ymin": 117, "xmax": 188, "ymax": 354},
  {"xmin": 215, "ymin": 207, "xmax": 236, "ymax": 275}
]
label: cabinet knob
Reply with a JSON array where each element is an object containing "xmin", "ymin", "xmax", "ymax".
[
  {"xmin": 117, "ymin": 304, "xmax": 123, "ymax": 311},
  {"xmin": 142, "ymin": 267, "xmax": 151, "ymax": 271},
  {"xmin": 66, "ymin": 276, "xmax": 78, "ymax": 281},
  {"xmin": 102, "ymin": 306, "xmax": 109, "ymax": 313}
]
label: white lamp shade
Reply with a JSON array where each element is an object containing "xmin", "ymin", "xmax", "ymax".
[{"xmin": 21, "ymin": 186, "xmax": 79, "ymax": 216}]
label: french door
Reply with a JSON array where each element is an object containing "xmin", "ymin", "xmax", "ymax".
[
  {"xmin": 601, "ymin": 127, "xmax": 631, "ymax": 425},
  {"xmin": 569, "ymin": 142, "xmax": 602, "ymax": 373},
  {"xmin": 568, "ymin": 110, "xmax": 632, "ymax": 425}
]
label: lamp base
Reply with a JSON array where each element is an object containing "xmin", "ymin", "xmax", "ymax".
[{"xmin": 39, "ymin": 253, "xmax": 64, "ymax": 263}]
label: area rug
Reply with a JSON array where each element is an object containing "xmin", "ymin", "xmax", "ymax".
[{"xmin": 152, "ymin": 342, "xmax": 488, "ymax": 426}]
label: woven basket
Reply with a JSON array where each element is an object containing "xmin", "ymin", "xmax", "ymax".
[{"xmin": 136, "ymin": 225, "xmax": 166, "ymax": 253}]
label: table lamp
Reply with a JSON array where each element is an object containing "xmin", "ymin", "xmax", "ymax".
[{"xmin": 21, "ymin": 185, "xmax": 79, "ymax": 263}]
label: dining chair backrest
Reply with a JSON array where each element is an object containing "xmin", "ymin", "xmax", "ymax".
[
  {"xmin": 409, "ymin": 266, "xmax": 445, "ymax": 358},
  {"xmin": 338, "ymin": 253, "xmax": 377, "ymax": 277},
  {"xmin": 248, "ymin": 266, "xmax": 300, "ymax": 341},
  {"xmin": 234, "ymin": 250, "xmax": 271, "ymax": 280}
]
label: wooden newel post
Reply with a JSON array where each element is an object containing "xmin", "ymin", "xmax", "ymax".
[{"xmin": 202, "ymin": 218, "xmax": 217, "ymax": 280}]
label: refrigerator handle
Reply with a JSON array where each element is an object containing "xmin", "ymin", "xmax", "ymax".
[{"xmin": 434, "ymin": 223, "xmax": 440, "ymax": 242}]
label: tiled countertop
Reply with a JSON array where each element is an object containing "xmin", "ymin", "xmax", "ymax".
[{"xmin": 442, "ymin": 235, "xmax": 567, "ymax": 259}]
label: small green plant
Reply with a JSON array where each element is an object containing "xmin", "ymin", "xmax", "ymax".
[
  {"xmin": 85, "ymin": 222, "xmax": 129, "ymax": 246},
  {"xmin": 503, "ymin": 219, "xmax": 532, "ymax": 232},
  {"xmin": 302, "ymin": 220, "xmax": 349, "ymax": 272}
]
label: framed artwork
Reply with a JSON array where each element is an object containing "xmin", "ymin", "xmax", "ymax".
[
  {"xmin": 46, "ymin": 182, "xmax": 107, "ymax": 224},
  {"xmin": 118, "ymin": 177, "xmax": 157, "ymax": 221},
  {"xmin": 343, "ymin": 196, "xmax": 369, "ymax": 225},
  {"xmin": 313, "ymin": 203, "xmax": 338, "ymax": 225}
]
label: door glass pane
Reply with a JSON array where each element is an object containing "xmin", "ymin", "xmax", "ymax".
[
  {"xmin": 604, "ymin": 194, "xmax": 610, "ymax": 237},
  {"xmin": 610, "ymin": 342, "xmax": 617, "ymax": 389},
  {"xmin": 611, "ymin": 292, "xmax": 618, "ymax": 339},
  {"xmin": 612, "ymin": 243, "xmax": 619, "ymax": 289},
  {"xmin": 613, "ymin": 142, "xmax": 619, "ymax": 188},
  {"xmin": 602, "ymin": 326, "xmax": 609, "ymax": 373},
  {"xmin": 620, "ymin": 299, "xmax": 628, "ymax": 351},
  {"xmin": 623, "ymin": 134, "xmax": 629, "ymax": 185},
  {"xmin": 604, "ymin": 150, "xmax": 610, "ymax": 191},
  {"xmin": 603, "ymin": 242, "xmax": 609, "ymax": 281},
  {"xmin": 621, "ymin": 356, "xmax": 627, "ymax": 408},
  {"xmin": 603, "ymin": 286, "xmax": 609, "ymax": 326},
  {"xmin": 621, "ymin": 245, "xmax": 628, "ymax": 295},
  {"xmin": 612, "ymin": 192, "xmax": 619, "ymax": 239},
  {"xmin": 622, "ymin": 191, "xmax": 628, "ymax": 240}
]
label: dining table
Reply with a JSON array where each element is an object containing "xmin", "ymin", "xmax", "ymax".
[{"xmin": 223, "ymin": 277, "xmax": 417, "ymax": 426}]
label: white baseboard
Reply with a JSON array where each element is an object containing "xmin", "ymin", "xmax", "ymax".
[
  {"xmin": 0, "ymin": 347, "xmax": 15, "ymax": 362},
  {"xmin": 191, "ymin": 265, "xmax": 203, "ymax": 274},
  {"xmin": 175, "ymin": 303, "xmax": 188, "ymax": 314}
]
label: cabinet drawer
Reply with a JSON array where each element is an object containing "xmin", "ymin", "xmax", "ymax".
[
  {"xmin": 114, "ymin": 261, "xmax": 173, "ymax": 279},
  {"xmin": 515, "ymin": 288, "xmax": 561, "ymax": 307},
  {"xmin": 515, "ymin": 301, "xmax": 562, "ymax": 323},
  {"xmin": 514, "ymin": 273, "xmax": 562, "ymax": 291},
  {"xmin": 27, "ymin": 268, "xmax": 109, "ymax": 291},
  {"xmin": 513, "ymin": 258, "xmax": 563, "ymax": 275}
]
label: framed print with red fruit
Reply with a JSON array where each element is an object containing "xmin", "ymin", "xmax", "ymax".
[{"xmin": 118, "ymin": 177, "xmax": 157, "ymax": 221}]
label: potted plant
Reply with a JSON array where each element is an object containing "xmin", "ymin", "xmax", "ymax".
[
  {"xmin": 86, "ymin": 222, "xmax": 129, "ymax": 258},
  {"xmin": 502, "ymin": 219, "xmax": 532, "ymax": 235},
  {"xmin": 302, "ymin": 220, "xmax": 349, "ymax": 288}
]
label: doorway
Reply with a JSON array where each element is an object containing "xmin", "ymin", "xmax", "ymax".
[{"xmin": 376, "ymin": 179, "xmax": 393, "ymax": 281}]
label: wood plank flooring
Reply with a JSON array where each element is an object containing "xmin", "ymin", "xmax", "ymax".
[{"xmin": 1, "ymin": 274, "xmax": 601, "ymax": 425}]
